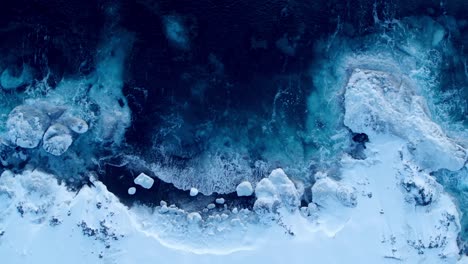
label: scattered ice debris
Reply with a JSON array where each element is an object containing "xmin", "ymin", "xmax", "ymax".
[
  {"xmin": 215, "ymin": 198, "xmax": 225, "ymax": 205},
  {"xmin": 127, "ymin": 187, "xmax": 136, "ymax": 195},
  {"xmin": 207, "ymin": 203, "xmax": 216, "ymax": 210},
  {"xmin": 253, "ymin": 168, "xmax": 301, "ymax": 214},
  {"xmin": 134, "ymin": 173, "xmax": 154, "ymax": 189},
  {"xmin": 236, "ymin": 181, "xmax": 253, "ymax": 196},
  {"xmin": 189, "ymin": 188, "xmax": 199, "ymax": 197}
]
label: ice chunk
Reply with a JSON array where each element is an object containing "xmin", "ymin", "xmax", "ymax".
[
  {"xmin": 215, "ymin": 198, "xmax": 225, "ymax": 204},
  {"xmin": 189, "ymin": 188, "xmax": 199, "ymax": 197},
  {"xmin": 128, "ymin": 187, "xmax": 136, "ymax": 195},
  {"xmin": 134, "ymin": 173, "xmax": 154, "ymax": 189},
  {"xmin": 42, "ymin": 124, "xmax": 73, "ymax": 156},
  {"xmin": 6, "ymin": 105, "xmax": 51, "ymax": 148},
  {"xmin": 236, "ymin": 181, "xmax": 253, "ymax": 196},
  {"xmin": 254, "ymin": 168, "xmax": 300, "ymax": 214},
  {"xmin": 207, "ymin": 203, "xmax": 216, "ymax": 210}
]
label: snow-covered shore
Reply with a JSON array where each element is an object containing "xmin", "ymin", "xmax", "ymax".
[{"xmin": 0, "ymin": 129, "xmax": 463, "ymax": 263}]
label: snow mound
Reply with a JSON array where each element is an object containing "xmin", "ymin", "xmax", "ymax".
[
  {"xmin": 236, "ymin": 181, "xmax": 253, "ymax": 196},
  {"xmin": 344, "ymin": 69, "xmax": 466, "ymax": 171},
  {"xmin": 254, "ymin": 168, "xmax": 301, "ymax": 214},
  {"xmin": 312, "ymin": 176, "xmax": 358, "ymax": 208}
]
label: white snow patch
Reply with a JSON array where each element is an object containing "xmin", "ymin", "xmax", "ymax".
[{"xmin": 215, "ymin": 198, "xmax": 225, "ymax": 205}]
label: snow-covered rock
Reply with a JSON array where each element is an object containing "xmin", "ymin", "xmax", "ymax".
[
  {"xmin": 215, "ymin": 198, "xmax": 225, "ymax": 204},
  {"xmin": 134, "ymin": 173, "xmax": 154, "ymax": 189},
  {"xmin": 344, "ymin": 69, "xmax": 466, "ymax": 171},
  {"xmin": 253, "ymin": 168, "xmax": 301, "ymax": 214},
  {"xmin": 42, "ymin": 124, "xmax": 73, "ymax": 156},
  {"xmin": 236, "ymin": 181, "xmax": 253, "ymax": 196}
]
